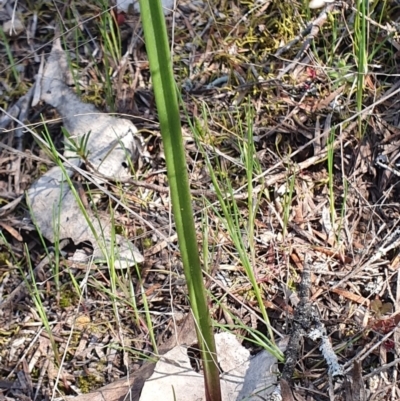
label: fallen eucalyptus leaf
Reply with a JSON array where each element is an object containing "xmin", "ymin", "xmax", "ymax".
[
  {"xmin": 26, "ymin": 164, "xmax": 144, "ymax": 268},
  {"xmin": 39, "ymin": 39, "xmax": 143, "ymax": 181},
  {"xmin": 27, "ymin": 39, "xmax": 144, "ymax": 267},
  {"xmin": 116, "ymin": 0, "xmax": 174, "ymax": 15},
  {"xmin": 139, "ymin": 332, "xmax": 279, "ymax": 401}
]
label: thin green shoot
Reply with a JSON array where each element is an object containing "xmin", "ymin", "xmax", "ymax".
[
  {"xmin": 97, "ymin": 0, "xmax": 122, "ymax": 64},
  {"xmin": 282, "ymin": 171, "xmax": 296, "ymax": 238},
  {"xmin": 139, "ymin": 0, "xmax": 222, "ymax": 398},
  {"xmin": 128, "ymin": 278, "xmax": 141, "ymax": 328},
  {"xmin": 202, "ymin": 211, "xmax": 211, "ymax": 275},
  {"xmin": 51, "ymin": 193, "xmax": 62, "ymax": 302},
  {"xmin": 62, "ymin": 128, "xmax": 92, "ymax": 160},
  {"xmin": 107, "ymin": 342, "xmax": 158, "ymax": 363},
  {"xmin": 26, "ymin": 194, "xmax": 58, "ymax": 271},
  {"xmin": 194, "ymin": 108, "xmax": 277, "ymax": 350},
  {"xmin": 86, "ymin": 197, "xmax": 157, "ymax": 352},
  {"xmin": 87, "ymin": 264, "xmax": 159, "ymax": 355},
  {"xmin": 240, "ymin": 105, "xmax": 256, "ymax": 264},
  {"xmin": 327, "ymin": 127, "xmax": 336, "ymax": 236},
  {"xmin": 104, "ymin": 207, "xmax": 119, "ymax": 304},
  {"xmin": 61, "ymin": 26, "xmax": 83, "ymax": 97},
  {"xmin": 104, "ymin": 208, "xmax": 149, "ymax": 369},
  {"xmin": 39, "ymin": 122, "xmax": 106, "ymax": 254},
  {"xmin": 61, "ymin": 263, "xmax": 82, "ymax": 301},
  {"xmin": 0, "ymin": 27, "xmax": 20, "ymax": 84},
  {"xmin": 367, "ymin": 0, "xmax": 391, "ymax": 61},
  {"xmin": 136, "ymin": 268, "xmax": 158, "ymax": 354},
  {"xmin": 337, "ymin": 176, "xmax": 349, "ymax": 241},
  {"xmin": 23, "ymin": 244, "xmax": 60, "ymax": 364},
  {"xmin": 213, "ymin": 296, "xmax": 284, "ymax": 361},
  {"xmin": 328, "ymin": 11, "xmax": 339, "ymax": 65},
  {"xmin": 96, "ymin": 0, "xmax": 122, "ymax": 110},
  {"xmin": 354, "ymin": 0, "xmax": 369, "ymax": 137}
]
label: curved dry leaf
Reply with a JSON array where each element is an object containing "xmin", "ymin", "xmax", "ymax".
[
  {"xmin": 140, "ymin": 333, "xmax": 279, "ymax": 401},
  {"xmin": 39, "ymin": 39, "xmax": 143, "ymax": 181},
  {"xmin": 27, "ymin": 39, "xmax": 144, "ymax": 266},
  {"xmin": 27, "ymin": 165, "xmax": 144, "ymax": 268},
  {"xmin": 116, "ymin": 0, "xmax": 174, "ymax": 14}
]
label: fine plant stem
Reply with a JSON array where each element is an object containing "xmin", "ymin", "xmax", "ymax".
[
  {"xmin": 39, "ymin": 123, "xmax": 106, "ymax": 255},
  {"xmin": 243, "ymin": 106, "xmax": 256, "ymax": 265},
  {"xmin": 96, "ymin": 0, "xmax": 122, "ymax": 110},
  {"xmin": 0, "ymin": 27, "xmax": 20, "ymax": 84},
  {"xmin": 202, "ymin": 212, "xmax": 210, "ymax": 275},
  {"xmin": 138, "ymin": 1, "xmax": 222, "ymax": 400},
  {"xmin": 51, "ymin": 198, "xmax": 62, "ymax": 302},
  {"xmin": 327, "ymin": 127, "xmax": 336, "ymax": 235},
  {"xmin": 23, "ymin": 244, "xmax": 60, "ymax": 365},
  {"xmin": 212, "ymin": 293, "xmax": 284, "ymax": 361},
  {"xmin": 355, "ymin": 0, "xmax": 369, "ymax": 137},
  {"xmin": 138, "ymin": 272, "xmax": 158, "ymax": 354},
  {"xmin": 338, "ymin": 177, "xmax": 349, "ymax": 240},
  {"xmin": 62, "ymin": 27, "xmax": 82, "ymax": 97},
  {"xmin": 203, "ymin": 158, "xmax": 277, "ymax": 347},
  {"xmin": 282, "ymin": 171, "xmax": 295, "ymax": 238},
  {"xmin": 193, "ymin": 105, "xmax": 279, "ymax": 354}
]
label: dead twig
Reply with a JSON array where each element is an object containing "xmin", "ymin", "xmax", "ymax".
[
  {"xmin": 280, "ymin": 254, "xmax": 314, "ymax": 383},
  {"xmin": 274, "ymin": 4, "xmax": 337, "ymax": 78}
]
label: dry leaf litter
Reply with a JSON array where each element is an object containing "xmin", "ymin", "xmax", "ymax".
[{"xmin": 0, "ymin": 1, "xmax": 400, "ymax": 401}]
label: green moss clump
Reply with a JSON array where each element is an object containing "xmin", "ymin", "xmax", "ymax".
[
  {"xmin": 76, "ymin": 374, "xmax": 104, "ymax": 394},
  {"xmin": 135, "ymin": 227, "xmax": 145, "ymax": 236},
  {"xmin": 0, "ymin": 251, "xmax": 11, "ymax": 265},
  {"xmin": 38, "ymin": 164, "xmax": 49, "ymax": 174},
  {"xmin": 114, "ymin": 225, "xmax": 124, "ymax": 235},
  {"xmin": 142, "ymin": 237, "xmax": 152, "ymax": 249},
  {"xmin": 59, "ymin": 287, "xmax": 79, "ymax": 308}
]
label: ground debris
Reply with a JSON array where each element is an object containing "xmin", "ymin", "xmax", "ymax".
[{"xmin": 1, "ymin": 0, "xmax": 400, "ymax": 400}]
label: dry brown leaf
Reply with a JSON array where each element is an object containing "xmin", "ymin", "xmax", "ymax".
[
  {"xmin": 330, "ymin": 288, "xmax": 370, "ymax": 306},
  {"xmin": 0, "ymin": 221, "xmax": 22, "ymax": 241}
]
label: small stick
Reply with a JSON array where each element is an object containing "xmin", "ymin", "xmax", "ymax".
[
  {"xmin": 274, "ymin": 4, "xmax": 336, "ymax": 78},
  {"xmin": 281, "ymin": 254, "xmax": 313, "ymax": 382}
]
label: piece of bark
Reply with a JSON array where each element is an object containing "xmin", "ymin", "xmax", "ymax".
[
  {"xmin": 64, "ymin": 314, "xmax": 197, "ymax": 401},
  {"xmin": 343, "ymin": 361, "xmax": 366, "ymax": 401}
]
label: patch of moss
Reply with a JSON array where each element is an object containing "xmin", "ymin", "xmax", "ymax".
[
  {"xmin": 76, "ymin": 374, "xmax": 105, "ymax": 394},
  {"xmin": 59, "ymin": 287, "xmax": 80, "ymax": 308},
  {"xmin": 38, "ymin": 163, "xmax": 49, "ymax": 174},
  {"xmin": 114, "ymin": 225, "xmax": 125, "ymax": 235},
  {"xmin": 135, "ymin": 227, "xmax": 145, "ymax": 236},
  {"xmin": 0, "ymin": 251, "xmax": 11, "ymax": 265},
  {"xmin": 141, "ymin": 237, "xmax": 152, "ymax": 250}
]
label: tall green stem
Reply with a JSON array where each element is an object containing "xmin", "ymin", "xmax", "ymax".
[{"xmin": 138, "ymin": 1, "xmax": 222, "ymax": 399}]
